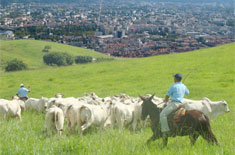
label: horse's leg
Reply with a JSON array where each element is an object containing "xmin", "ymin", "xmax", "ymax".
[
  {"xmin": 207, "ymin": 127, "xmax": 219, "ymax": 145},
  {"xmin": 199, "ymin": 120, "xmax": 219, "ymax": 145},
  {"xmin": 189, "ymin": 132, "xmax": 199, "ymax": 145},
  {"xmin": 162, "ymin": 134, "xmax": 168, "ymax": 146},
  {"xmin": 146, "ymin": 134, "xmax": 159, "ymax": 145},
  {"xmin": 200, "ymin": 130, "xmax": 218, "ymax": 145}
]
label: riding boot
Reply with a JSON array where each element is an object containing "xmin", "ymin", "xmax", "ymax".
[{"xmin": 162, "ymin": 132, "xmax": 169, "ymax": 146}]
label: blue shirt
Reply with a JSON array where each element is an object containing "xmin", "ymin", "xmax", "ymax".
[
  {"xmin": 167, "ymin": 82, "xmax": 189, "ymax": 103},
  {"xmin": 17, "ymin": 88, "xmax": 29, "ymax": 97}
]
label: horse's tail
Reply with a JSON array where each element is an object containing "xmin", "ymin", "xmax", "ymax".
[{"xmin": 199, "ymin": 114, "xmax": 218, "ymax": 145}]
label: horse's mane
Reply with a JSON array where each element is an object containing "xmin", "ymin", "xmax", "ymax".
[{"xmin": 149, "ymin": 100, "xmax": 162, "ymax": 115}]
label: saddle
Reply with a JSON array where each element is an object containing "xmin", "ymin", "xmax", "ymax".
[
  {"xmin": 166, "ymin": 105, "xmax": 187, "ymax": 124},
  {"xmin": 173, "ymin": 105, "xmax": 187, "ymax": 123}
]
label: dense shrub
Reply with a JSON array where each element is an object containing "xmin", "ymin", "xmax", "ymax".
[
  {"xmin": 62, "ymin": 53, "xmax": 74, "ymax": 65},
  {"xmin": 42, "ymin": 45, "xmax": 51, "ymax": 53},
  {"xmin": 43, "ymin": 52, "xmax": 74, "ymax": 66},
  {"xmin": 96, "ymin": 57, "xmax": 115, "ymax": 62},
  {"xmin": 75, "ymin": 56, "xmax": 93, "ymax": 64},
  {"xmin": 5, "ymin": 59, "xmax": 27, "ymax": 72}
]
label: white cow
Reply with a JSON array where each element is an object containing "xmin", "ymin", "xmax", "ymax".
[
  {"xmin": 183, "ymin": 97, "xmax": 230, "ymax": 120},
  {"xmin": 25, "ymin": 97, "xmax": 48, "ymax": 112},
  {"xmin": 0, "ymin": 98, "xmax": 25, "ymax": 112},
  {"xmin": 79, "ymin": 103, "xmax": 111, "ymax": 132},
  {"xmin": 131, "ymin": 100, "xmax": 149, "ymax": 132},
  {"xmin": 110, "ymin": 101, "xmax": 135, "ymax": 131},
  {"xmin": 206, "ymin": 98, "xmax": 230, "ymax": 119},
  {"xmin": 0, "ymin": 96, "xmax": 21, "ymax": 120},
  {"xmin": 66, "ymin": 103, "xmax": 84, "ymax": 133},
  {"xmin": 110, "ymin": 99, "xmax": 148, "ymax": 132},
  {"xmin": 45, "ymin": 105, "xmax": 64, "ymax": 136},
  {"xmin": 66, "ymin": 101, "xmax": 111, "ymax": 134},
  {"xmin": 156, "ymin": 97, "xmax": 229, "ymax": 120},
  {"xmin": 146, "ymin": 95, "xmax": 230, "ymax": 120}
]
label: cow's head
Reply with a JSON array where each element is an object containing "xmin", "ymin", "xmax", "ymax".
[
  {"xmin": 41, "ymin": 97, "xmax": 49, "ymax": 109},
  {"xmin": 219, "ymin": 100, "xmax": 230, "ymax": 113},
  {"xmin": 55, "ymin": 93, "xmax": 64, "ymax": 98},
  {"xmin": 209, "ymin": 99, "xmax": 230, "ymax": 119},
  {"xmin": 47, "ymin": 98, "xmax": 57, "ymax": 109},
  {"xmin": 12, "ymin": 96, "xmax": 19, "ymax": 100},
  {"xmin": 209, "ymin": 99, "xmax": 230, "ymax": 112}
]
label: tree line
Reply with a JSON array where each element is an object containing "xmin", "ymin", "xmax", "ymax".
[
  {"xmin": 4, "ymin": 45, "xmax": 114, "ymax": 72},
  {"xmin": 14, "ymin": 24, "xmax": 97, "ymax": 40}
]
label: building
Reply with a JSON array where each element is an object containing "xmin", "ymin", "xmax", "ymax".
[{"xmin": 0, "ymin": 30, "xmax": 15, "ymax": 39}]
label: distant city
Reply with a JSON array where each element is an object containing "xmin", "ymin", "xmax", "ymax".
[{"xmin": 0, "ymin": 0, "xmax": 234, "ymax": 57}]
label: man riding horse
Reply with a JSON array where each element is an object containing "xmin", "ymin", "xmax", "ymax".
[
  {"xmin": 140, "ymin": 74, "xmax": 218, "ymax": 146},
  {"xmin": 161, "ymin": 73, "xmax": 189, "ymax": 137}
]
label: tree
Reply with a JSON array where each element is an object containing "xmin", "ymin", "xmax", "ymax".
[
  {"xmin": 5, "ymin": 59, "xmax": 27, "ymax": 72},
  {"xmin": 75, "ymin": 56, "xmax": 93, "ymax": 64},
  {"xmin": 43, "ymin": 52, "xmax": 74, "ymax": 66}
]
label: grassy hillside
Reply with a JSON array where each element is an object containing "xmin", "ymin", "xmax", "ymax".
[
  {"xmin": 0, "ymin": 40, "xmax": 110, "ymax": 69},
  {"xmin": 0, "ymin": 43, "xmax": 234, "ymax": 154}
]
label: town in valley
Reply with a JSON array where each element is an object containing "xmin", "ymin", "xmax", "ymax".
[{"xmin": 0, "ymin": 0, "xmax": 234, "ymax": 57}]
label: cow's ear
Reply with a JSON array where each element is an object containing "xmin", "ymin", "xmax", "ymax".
[
  {"xmin": 202, "ymin": 97, "xmax": 211, "ymax": 102},
  {"xmin": 139, "ymin": 96, "xmax": 146, "ymax": 101},
  {"xmin": 202, "ymin": 101, "xmax": 212, "ymax": 112}
]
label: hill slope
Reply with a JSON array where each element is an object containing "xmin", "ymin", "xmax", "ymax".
[
  {"xmin": 0, "ymin": 40, "xmax": 110, "ymax": 69},
  {"xmin": 0, "ymin": 43, "xmax": 234, "ymax": 100},
  {"xmin": 0, "ymin": 43, "xmax": 234, "ymax": 154}
]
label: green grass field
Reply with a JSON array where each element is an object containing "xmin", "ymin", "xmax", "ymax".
[
  {"xmin": 0, "ymin": 41, "xmax": 234, "ymax": 154},
  {"xmin": 0, "ymin": 40, "xmax": 110, "ymax": 70}
]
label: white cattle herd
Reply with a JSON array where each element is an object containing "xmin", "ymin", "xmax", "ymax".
[{"xmin": 0, "ymin": 93, "xmax": 230, "ymax": 136}]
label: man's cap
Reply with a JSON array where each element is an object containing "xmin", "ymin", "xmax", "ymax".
[
  {"xmin": 173, "ymin": 73, "xmax": 182, "ymax": 80},
  {"xmin": 20, "ymin": 84, "xmax": 24, "ymax": 87}
]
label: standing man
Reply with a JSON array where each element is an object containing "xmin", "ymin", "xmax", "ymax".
[
  {"xmin": 16, "ymin": 84, "xmax": 31, "ymax": 101},
  {"xmin": 160, "ymin": 73, "xmax": 189, "ymax": 136}
]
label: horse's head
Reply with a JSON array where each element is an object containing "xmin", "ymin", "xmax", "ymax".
[{"xmin": 139, "ymin": 94, "xmax": 155, "ymax": 120}]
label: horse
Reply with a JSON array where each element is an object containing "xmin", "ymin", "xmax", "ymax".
[{"xmin": 140, "ymin": 95, "xmax": 218, "ymax": 146}]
